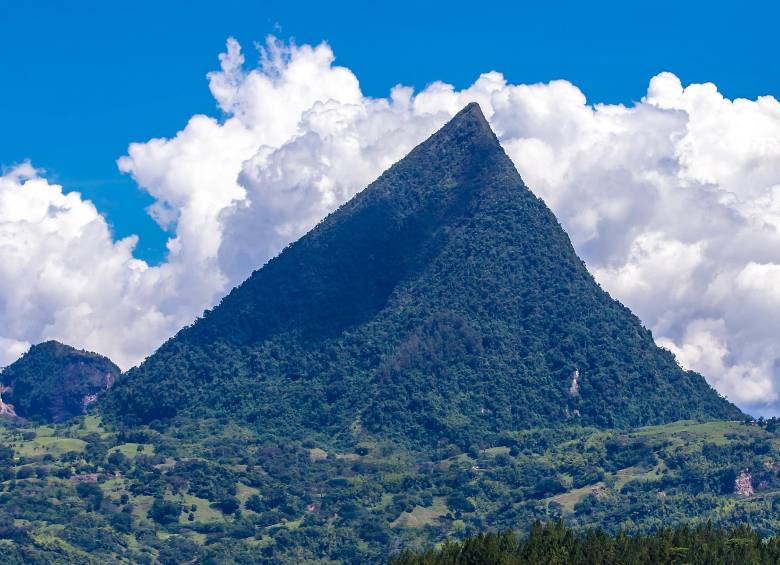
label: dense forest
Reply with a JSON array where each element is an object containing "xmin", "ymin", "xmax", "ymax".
[{"xmin": 391, "ymin": 521, "xmax": 780, "ymax": 564}]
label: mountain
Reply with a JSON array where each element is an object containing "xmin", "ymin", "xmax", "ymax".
[
  {"xmin": 103, "ymin": 103, "xmax": 741, "ymax": 446},
  {"xmin": 0, "ymin": 341, "xmax": 119, "ymax": 423},
  {"xmin": 0, "ymin": 104, "xmax": 760, "ymax": 565}
]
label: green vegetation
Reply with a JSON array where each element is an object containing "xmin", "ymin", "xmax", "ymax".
[
  {"xmin": 391, "ymin": 521, "xmax": 780, "ymax": 564},
  {"xmin": 0, "ymin": 341, "xmax": 119, "ymax": 423},
  {"xmin": 0, "ymin": 105, "xmax": 760, "ymax": 562},
  {"xmin": 0, "ymin": 415, "xmax": 779, "ymax": 563}
]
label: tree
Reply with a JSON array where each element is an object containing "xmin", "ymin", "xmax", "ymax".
[
  {"xmin": 214, "ymin": 496, "xmax": 240, "ymax": 515},
  {"xmin": 245, "ymin": 494, "xmax": 265, "ymax": 513},
  {"xmin": 148, "ymin": 497, "xmax": 180, "ymax": 525},
  {"xmin": 75, "ymin": 482, "xmax": 104, "ymax": 511}
]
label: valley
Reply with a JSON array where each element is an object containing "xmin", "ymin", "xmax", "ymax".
[{"xmin": 2, "ymin": 414, "xmax": 780, "ymax": 562}]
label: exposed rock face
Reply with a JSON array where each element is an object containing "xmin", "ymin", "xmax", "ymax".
[
  {"xmin": 569, "ymin": 368, "xmax": 580, "ymax": 397},
  {"xmin": 735, "ymin": 469, "xmax": 754, "ymax": 497},
  {"xmin": 0, "ymin": 341, "xmax": 120, "ymax": 423},
  {"xmin": 0, "ymin": 385, "xmax": 17, "ymax": 418}
]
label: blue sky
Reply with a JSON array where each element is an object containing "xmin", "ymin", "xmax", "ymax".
[{"xmin": 2, "ymin": 0, "xmax": 777, "ymax": 264}]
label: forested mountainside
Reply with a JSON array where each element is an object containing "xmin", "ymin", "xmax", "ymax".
[
  {"xmin": 0, "ymin": 341, "xmax": 119, "ymax": 423},
  {"xmin": 103, "ymin": 103, "xmax": 740, "ymax": 448}
]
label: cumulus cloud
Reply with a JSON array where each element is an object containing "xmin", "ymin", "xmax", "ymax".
[
  {"xmin": 3, "ymin": 37, "xmax": 780, "ymax": 415},
  {"xmin": 0, "ymin": 163, "xmax": 171, "ymax": 368}
]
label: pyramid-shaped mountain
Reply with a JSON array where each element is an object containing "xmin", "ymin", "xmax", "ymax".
[{"xmin": 104, "ymin": 103, "xmax": 741, "ymax": 445}]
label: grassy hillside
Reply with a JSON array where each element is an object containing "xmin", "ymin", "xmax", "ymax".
[{"xmin": 0, "ymin": 415, "xmax": 779, "ymax": 563}]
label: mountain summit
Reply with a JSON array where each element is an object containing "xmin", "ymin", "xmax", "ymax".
[{"xmin": 104, "ymin": 103, "xmax": 741, "ymax": 445}]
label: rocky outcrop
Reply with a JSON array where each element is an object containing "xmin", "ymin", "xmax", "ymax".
[
  {"xmin": 0, "ymin": 385, "xmax": 17, "ymax": 418},
  {"xmin": 735, "ymin": 469, "xmax": 754, "ymax": 497},
  {"xmin": 569, "ymin": 368, "xmax": 580, "ymax": 397}
]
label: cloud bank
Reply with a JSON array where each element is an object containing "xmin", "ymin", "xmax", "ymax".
[{"xmin": 3, "ymin": 37, "xmax": 780, "ymax": 413}]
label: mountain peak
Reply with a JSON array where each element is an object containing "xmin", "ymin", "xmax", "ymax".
[
  {"xmin": 107, "ymin": 104, "xmax": 741, "ymax": 440},
  {"xmin": 441, "ymin": 101, "xmax": 491, "ymax": 133},
  {"xmin": 462, "ymin": 100, "xmax": 483, "ymax": 113},
  {"xmin": 400, "ymin": 102, "xmax": 508, "ymax": 179},
  {"xmin": 33, "ymin": 340, "xmax": 68, "ymax": 352},
  {"xmin": 361, "ymin": 102, "xmax": 521, "ymax": 214}
]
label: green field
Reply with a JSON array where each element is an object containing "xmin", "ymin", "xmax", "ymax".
[{"xmin": 392, "ymin": 497, "xmax": 449, "ymax": 528}]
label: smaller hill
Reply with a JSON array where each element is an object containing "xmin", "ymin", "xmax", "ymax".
[{"xmin": 0, "ymin": 341, "xmax": 119, "ymax": 423}]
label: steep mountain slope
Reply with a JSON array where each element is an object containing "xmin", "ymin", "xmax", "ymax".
[
  {"xmin": 104, "ymin": 103, "xmax": 741, "ymax": 445},
  {"xmin": 1, "ymin": 341, "xmax": 119, "ymax": 423}
]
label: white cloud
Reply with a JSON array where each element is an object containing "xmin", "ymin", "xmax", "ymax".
[
  {"xmin": 0, "ymin": 338, "xmax": 29, "ymax": 368},
  {"xmin": 3, "ymin": 37, "xmax": 780, "ymax": 415},
  {"xmin": 656, "ymin": 319, "xmax": 774, "ymax": 406},
  {"xmin": 0, "ymin": 163, "xmax": 174, "ymax": 369}
]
